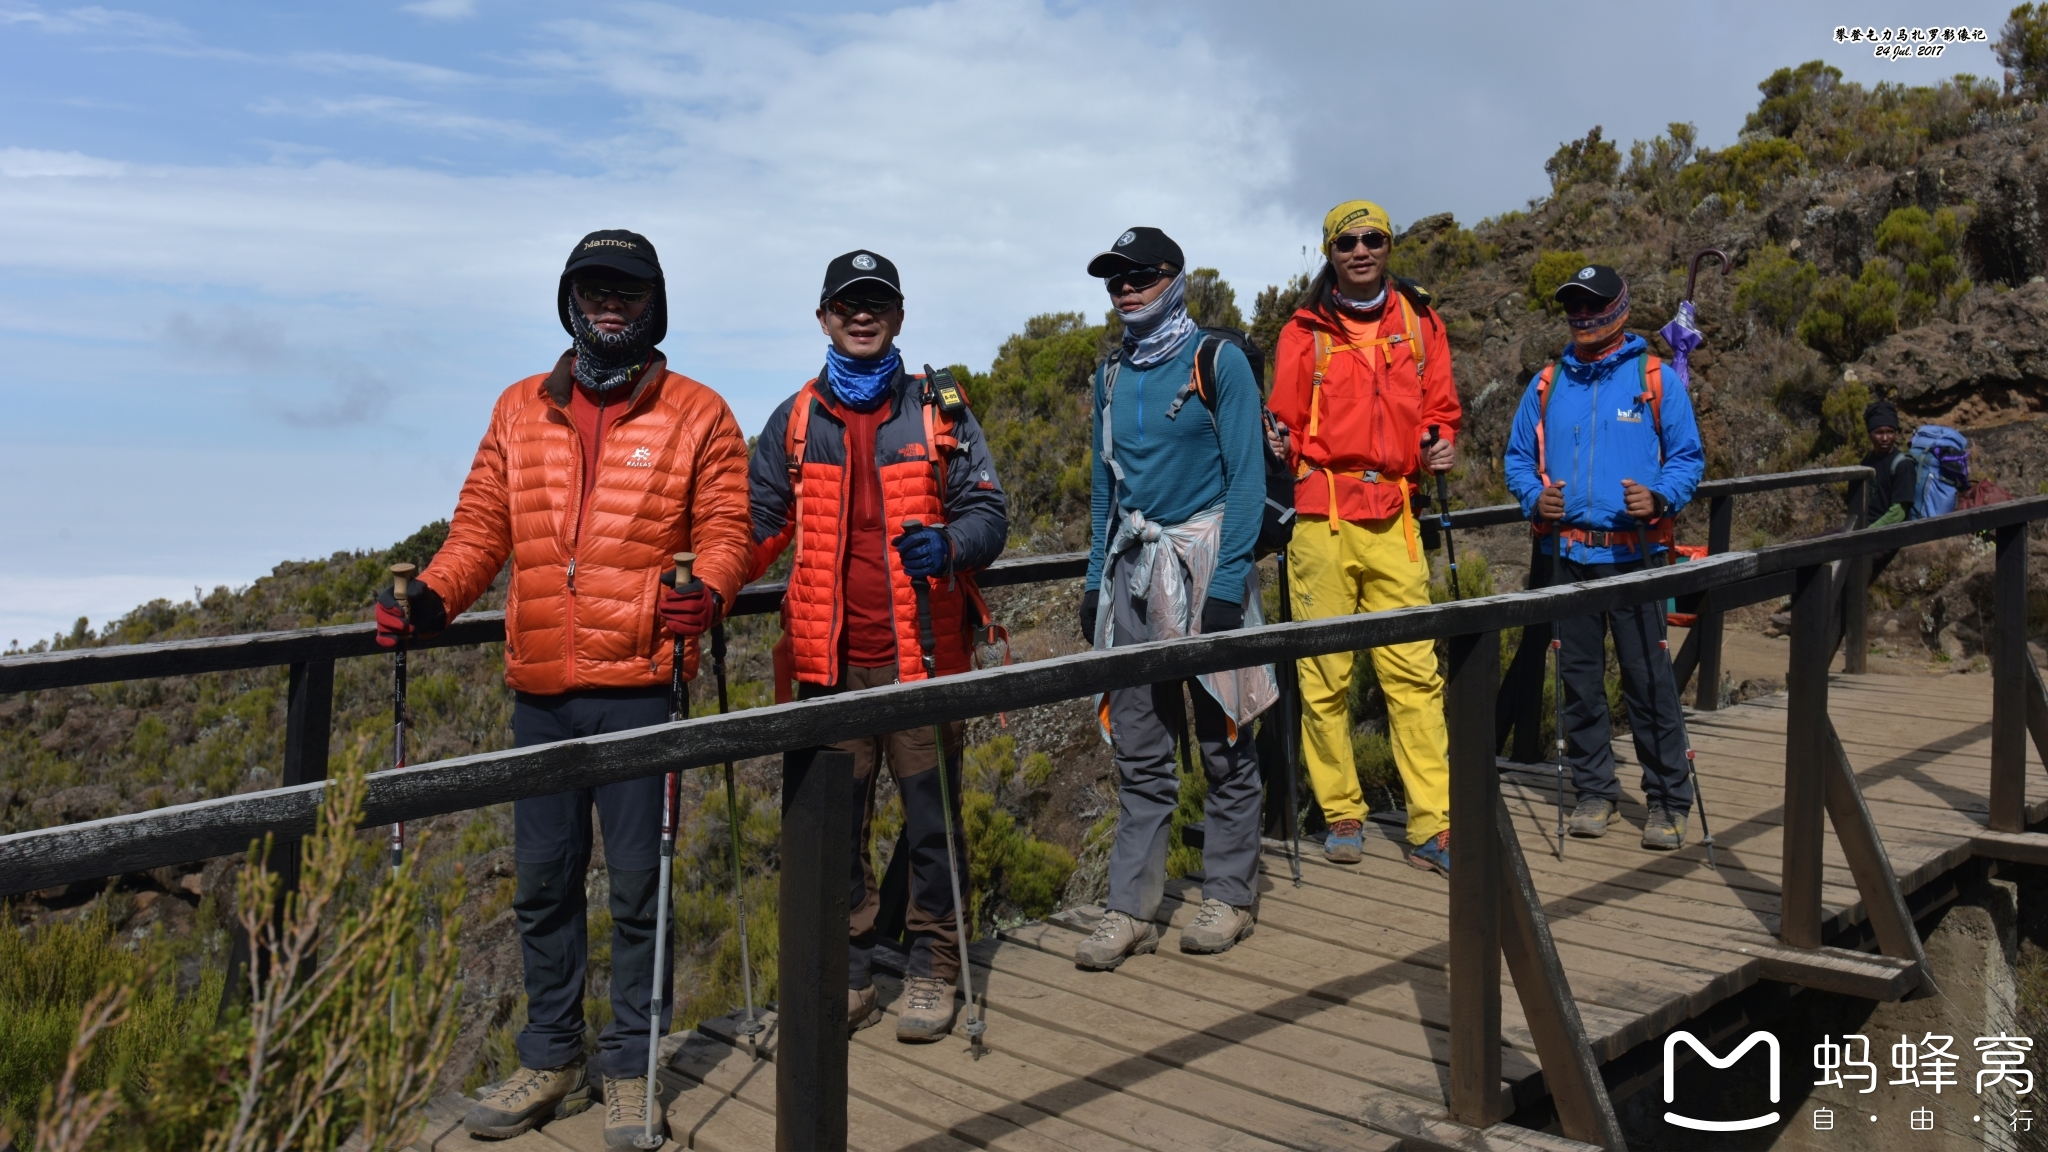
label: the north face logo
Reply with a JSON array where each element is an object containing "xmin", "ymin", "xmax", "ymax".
[{"xmin": 627, "ymin": 446, "xmax": 653, "ymax": 467}]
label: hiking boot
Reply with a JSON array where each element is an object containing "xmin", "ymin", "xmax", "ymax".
[
  {"xmin": 1406, "ymin": 829, "xmax": 1451, "ymax": 876},
  {"xmin": 463, "ymin": 1058, "xmax": 591, "ymax": 1138},
  {"xmin": 1324, "ymin": 819, "xmax": 1364, "ymax": 864},
  {"xmin": 848, "ymin": 983, "xmax": 882, "ymax": 1033},
  {"xmin": 1073, "ymin": 909, "xmax": 1159, "ymax": 970},
  {"xmin": 1642, "ymin": 807, "xmax": 1688, "ymax": 851},
  {"xmin": 1568, "ymin": 797, "xmax": 1620, "ymax": 838},
  {"xmin": 601, "ymin": 1074, "xmax": 662, "ymax": 1149},
  {"xmin": 1180, "ymin": 898, "xmax": 1255, "ymax": 954},
  {"xmin": 894, "ymin": 975, "xmax": 958, "ymax": 1042}
]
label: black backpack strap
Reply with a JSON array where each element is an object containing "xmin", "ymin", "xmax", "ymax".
[{"xmin": 1163, "ymin": 335, "xmax": 1221, "ymax": 424}]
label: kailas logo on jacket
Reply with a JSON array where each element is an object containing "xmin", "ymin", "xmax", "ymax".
[{"xmin": 627, "ymin": 446, "xmax": 653, "ymax": 467}]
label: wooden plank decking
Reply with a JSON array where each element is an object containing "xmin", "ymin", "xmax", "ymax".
[{"xmin": 413, "ymin": 672, "xmax": 2047, "ymax": 1152}]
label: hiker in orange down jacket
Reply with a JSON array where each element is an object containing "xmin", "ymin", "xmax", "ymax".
[
  {"xmin": 1267, "ymin": 200, "xmax": 1460, "ymax": 877},
  {"xmin": 375, "ymin": 229, "xmax": 752, "ymax": 1145},
  {"xmin": 748, "ymin": 249, "xmax": 1009, "ymax": 1044}
]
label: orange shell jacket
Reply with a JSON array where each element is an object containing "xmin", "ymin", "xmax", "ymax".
[
  {"xmin": 421, "ymin": 351, "xmax": 753, "ymax": 696},
  {"xmin": 1267, "ymin": 294, "xmax": 1461, "ymax": 524},
  {"xmin": 748, "ymin": 371, "xmax": 1009, "ymax": 689}
]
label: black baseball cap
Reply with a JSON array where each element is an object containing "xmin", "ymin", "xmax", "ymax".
[
  {"xmin": 1087, "ymin": 226, "xmax": 1184, "ymax": 278},
  {"xmin": 821, "ymin": 250, "xmax": 902, "ymax": 302},
  {"xmin": 559, "ymin": 228, "xmax": 666, "ymax": 344},
  {"xmin": 1554, "ymin": 263, "xmax": 1627, "ymax": 305}
]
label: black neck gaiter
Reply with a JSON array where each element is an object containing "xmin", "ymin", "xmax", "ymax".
[{"xmin": 567, "ymin": 296, "xmax": 664, "ymax": 392}]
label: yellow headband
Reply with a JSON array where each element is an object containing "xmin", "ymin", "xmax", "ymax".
[{"xmin": 1323, "ymin": 200, "xmax": 1392, "ymax": 248}]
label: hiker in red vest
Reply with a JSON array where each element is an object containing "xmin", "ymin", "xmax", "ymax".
[
  {"xmin": 1503, "ymin": 264, "xmax": 1705, "ymax": 851},
  {"xmin": 748, "ymin": 250, "xmax": 1009, "ymax": 1042},
  {"xmin": 378, "ymin": 229, "xmax": 752, "ymax": 1145}
]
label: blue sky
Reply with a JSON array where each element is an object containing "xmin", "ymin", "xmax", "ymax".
[{"xmin": 0, "ymin": 0, "xmax": 2010, "ymax": 647}]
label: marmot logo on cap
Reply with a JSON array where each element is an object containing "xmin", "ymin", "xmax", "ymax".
[
  {"xmin": 1117, "ymin": 231, "xmax": 1136, "ymax": 246},
  {"xmin": 1577, "ymin": 267, "xmax": 1596, "ymax": 280},
  {"xmin": 852, "ymin": 253, "xmax": 877, "ymax": 270},
  {"xmin": 584, "ymin": 238, "xmax": 639, "ymax": 250}
]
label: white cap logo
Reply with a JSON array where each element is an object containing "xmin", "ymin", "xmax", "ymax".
[
  {"xmin": 1117, "ymin": 231, "xmax": 1136, "ymax": 247},
  {"xmin": 1577, "ymin": 267, "xmax": 1596, "ymax": 280},
  {"xmin": 852, "ymin": 253, "xmax": 877, "ymax": 270}
]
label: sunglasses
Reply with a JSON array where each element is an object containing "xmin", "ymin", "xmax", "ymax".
[
  {"xmin": 573, "ymin": 281, "xmax": 655, "ymax": 305},
  {"xmin": 1105, "ymin": 266, "xmax": 1171, "ymax": 295},
  {"xmin": 826, "ymin": 294, "xmax": 902, "ymax": 319},
  {"xmin": 1331, "ymin": 231, "xmax": 1389, "ymax": 254}
]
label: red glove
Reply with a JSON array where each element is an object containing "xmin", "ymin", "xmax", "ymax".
[
  {"xmin": 659, "ymin": 581, "xmax": 714, "ymax": 638},
  {"xmin": 374, "ymin": 581, "xmax": 446, "ymax": 649}
]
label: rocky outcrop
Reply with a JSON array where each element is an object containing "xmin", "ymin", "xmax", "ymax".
[{"xmin": 1858, "ymin": 282, "xmax": 2048, "ymax": 427}]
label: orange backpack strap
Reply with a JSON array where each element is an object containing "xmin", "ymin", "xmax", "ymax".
[
  {"xmin": 785, "ymin": 379, "xmax": 820, "ymax": 484},
  {"xmin": 1308, "ymin": 330, "xmax": 1334, "ymax": 438},
  {"xmin": 1640, "ymin": 355, "xmax": 1665, "ymax": 443},
  {"xmin": 1396, "ymin": 291, "xmax": 1424, "ymax": 378},
  {"xmin": 1534, "ymin": 363, "xmax": 1558, "ymax": 488}
]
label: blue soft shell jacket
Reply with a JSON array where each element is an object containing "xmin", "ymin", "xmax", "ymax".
[{"xmin": 1503, "ymin": 335, "xmax": 1705, "ymax": 564}]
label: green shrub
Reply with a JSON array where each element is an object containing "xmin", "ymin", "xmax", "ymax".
[
  {"xmin": 1875, "ymin": 205, "xmax": 1972, "ymax": 324},
  {"xmin": 1998, "ymin": 4, "xmax": 2048, "ymax": 99},
  {"xmin": 1735, "ymin": 245, "xmax": 1819, "ymax": 332},
  {"xmin": 1184, "ymin": 268, "xmax": 1244, "ymax": 330},
  {"xmin": 1250, "ymin": 275, "xmax": 1312, "ymax": 366},
  {"xmin": 1746, "ymin": 61, "xmax": 1843, "ymax": 138},
  {"xmin": 1528, "ymin": 250, "xmax": 1589, "ymax": 314},
  {"xmin": 1799, "ymin": 263, "xmax": 1900, "ymax": 362},
  {"xmin": 1819, "ymin": 378, "xmax": 1875, "ymax": 460},
  {"xmin": 1544, "ymin": 126, "xmax": 1620, "ymax": 194},
  {"xmin": 1388, "ymin": 217, "xmax": 1500, "ymax": 291},
  {"xmin": 1677, "ymin": 137, "xmax": 1807, "ymax": 212}
]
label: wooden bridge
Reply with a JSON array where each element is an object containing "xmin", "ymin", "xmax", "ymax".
[
  {"xmin": 8, "ymin": 468, "xmax": 2048, "ymax": 1151},
  {"xmin": 396, "ymin": 670, "xmax": 2048, "ymax": 1152}
]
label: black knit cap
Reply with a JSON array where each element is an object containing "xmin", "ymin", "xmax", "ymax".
[
  {"xmin": 558, "ymin": 228, "xmax": 666, "ymax": 345},
  {"xmin": 1865, "ymin": 400, "xmax": 1900, "ymax": 433}
]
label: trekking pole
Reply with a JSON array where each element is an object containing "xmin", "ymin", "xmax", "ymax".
[
  {"xmin": 1275, "ymin": 551, "xmax": 1303, "ymax": 887},
  {"xmin": 637, "ymin": 552, "xmax": 694, "ymax": 1148},
  {"xmin": 1424, "ymin": 425, "xmax": 1459, "ymax": 599},
  {"xmin": 901, "ymin": 519, "xmax": 986, "ymax": 1059},
  {"xmin": 1551, "ymin": 637, "xmax": 1567, "ymax": 862},
  {"xmin": 709, "ymin": 608, "xmax": 762, "ymax": 1050},
  {"xmin": 1635, "ymin": 523, "xmax": 1717, "ymax": 871},
  {"xmin": 388, "ymin": 563, "xmax": 415, "ymax": 879}
]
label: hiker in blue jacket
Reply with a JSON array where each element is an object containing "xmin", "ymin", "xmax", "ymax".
[
  {"xmin": 1504, "ymin": 264, "xmax": 1705, "ymax": 851},
  {"xmin": 1071, "ymin": 225, "xmax": 1276, "ymax": 971}
]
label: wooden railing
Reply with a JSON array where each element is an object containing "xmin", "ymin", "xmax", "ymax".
[{"xmin": 10, "ymin": 466, "xmax": 2011, "ymax": 1152}]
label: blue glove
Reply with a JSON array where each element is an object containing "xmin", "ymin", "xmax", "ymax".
[{"xmin": 893, "ymin": 524, "xmax": 952, "ymax": 577}]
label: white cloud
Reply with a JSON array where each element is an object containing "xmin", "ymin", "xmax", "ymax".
[
  {"xmin": 0, "ymin": 147, "xmax": 125, "ymax": 177},
  {"xmin": 400, "ymin": 0, "xmax": 477, "ymax": 20}
]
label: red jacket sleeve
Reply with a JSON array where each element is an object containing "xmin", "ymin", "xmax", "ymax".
[
  {"xmin": 1268, "ymin": 319, "xmax": 1315, "ymax": 474},
  {"xmin": 421, "ymin": 386, "xmax": 519, "ymax": 617},
  {"xmin": 682, "ymin": 390, "xmax": 755, "ymax": 613},
  {"xmin": 1419, "ymin": 307, "xmax": 1461, "ymax": 447}
]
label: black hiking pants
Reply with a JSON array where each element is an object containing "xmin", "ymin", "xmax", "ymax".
[
  {"xmin": 1555, "ymin": 557, "xmax": 1694, "ymax": 814},
  {"xmin": 510, "ymin": 686, "xmax": 673, "ymax": 1079}
]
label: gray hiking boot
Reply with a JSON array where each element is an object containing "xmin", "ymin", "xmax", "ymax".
[
  {"xmin": 601, "ymin": 1073, "xmax": 662, "ymax": 1149},
  {"xmin": 1073, "ymin": 909, "xmax": 1159, "ymax": 971},
  {"xmin": 848, "ymin": 983, "xmax": 882, "ymax": 1033},
  {"xmin": 1180, "ymin": 899, "xmax": 1254, "ymax": 954},
  {"xmin": 463, "ymin": 1058, "xmax": 591, "ymax": 1138},
  {"xmin": 1568, "ymin": 797, "xmax": 1620, "ymax": 838},
  {"xmin": 894, "ymin": 975, "xmax": 958, "ymax": 1042},
  {"xmin": 1642, "ymin": 806, "xmax": 1688, "ymax": 851}
]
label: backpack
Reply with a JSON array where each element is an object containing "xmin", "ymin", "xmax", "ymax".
[
  {"xmin": 1907, "ymin": 425, "xmax": 1970, "ymax": 518},
  {"xmin": 1105, "ymin": 327, "xmax": 1296, "ymax": 556},
  {"xmin": 1956, "ymin": 478, "xmax": 2013, "ymax": 511}
]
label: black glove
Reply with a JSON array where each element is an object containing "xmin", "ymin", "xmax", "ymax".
[
  {"xmin": 1199, "ymin": 597, "xmax": 1244, "ymax": 634},
  {"xmin": 374, "ymin": 580, "xmax": 448, "ymax": 648},
  {"xmin": 1080, "ymin": 588, "xmax": 1100, "ymax": 643}
]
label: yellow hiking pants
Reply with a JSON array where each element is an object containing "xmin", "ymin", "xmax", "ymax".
[{"xmin": 1288, "ymin": 514, "xmax": 1450, "ymax": 844}]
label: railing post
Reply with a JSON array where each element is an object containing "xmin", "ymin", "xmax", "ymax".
[
  {"xmin": 1693, "ymin": 494, "xmax": 1733, "ymax": 710},
  {"xmin": 1990, "ymin": 524, "xmax": 2029, "ymax": 833},
  {"xmin": 1782, "ymin": 564, "xmax": 1832, "ymax": 948},
  {"xmin": 1447, "ymin": 629, "xmax": 1503, "ymax": 1127},
  {"xmin": 1843, "ymin": 477, "xmax": 1869, "ymax": 675},
  {"xmin": 1498, "ymin": 542, "xmax": 1552, "ymax": 763},
  {"xmin": 220, "ymin": 658, "xmax": 332, "ymax": 1021},
  {"xmin": 778, "ymin": 747, "xmax": 851, "ymax": 1152}
]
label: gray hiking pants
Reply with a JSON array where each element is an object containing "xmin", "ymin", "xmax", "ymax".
[{"xmin": 1104, "ymin": 551, "xmax": 1264, "ymax": 920}]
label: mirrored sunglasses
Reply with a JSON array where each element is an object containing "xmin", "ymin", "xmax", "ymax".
[
  {"xmin": 826, "ymin": 294, "xmax": 902, "ymax": 318},
  {"xmin": 1105, "ymin": 266, "xmax": 1170, "ymax": 295},
  {"xmin": 573, "ymin": 281, "xmax": 655, "ymax": 305},
  {"xmin": 1331, "ymin": 231, "xmax": 1388, "ymax": 254}
]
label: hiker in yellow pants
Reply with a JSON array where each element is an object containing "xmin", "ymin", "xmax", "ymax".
[{"xmin": 1268, "ymin": 199, "xmax": 1462, "ymax": 875}]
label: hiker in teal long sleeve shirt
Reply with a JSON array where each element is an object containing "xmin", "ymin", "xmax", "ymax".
[{"xmin": 1070, "ymin": 226, "xmax": 1270, "ymax": 974}]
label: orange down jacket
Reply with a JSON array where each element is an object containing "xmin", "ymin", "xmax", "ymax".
[
  {"xmin": 421, "ymin": 351, "xmax": 753, "ymax": 696},
  {"xmin": 748, "ymin": 369, "xmax": 1009, "ymax": 688}
]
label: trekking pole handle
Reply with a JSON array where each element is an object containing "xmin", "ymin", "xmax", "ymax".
[
  {"xmin": 389, "ymin": 563, "xmax": 416, "ymax": 623},
  {"xmin": 672, "ymin": 551, "xmax": 696, "ymax": 585}
]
